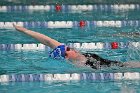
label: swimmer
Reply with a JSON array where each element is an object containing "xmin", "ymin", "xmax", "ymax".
[{"xmin": 13, "ymin": 24, "xmax": 140, "ymax": 69}]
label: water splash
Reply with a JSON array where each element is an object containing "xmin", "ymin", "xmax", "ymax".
[{"xmin": 127, "ymin": 42, "xmax": 140, "ymax": 61}]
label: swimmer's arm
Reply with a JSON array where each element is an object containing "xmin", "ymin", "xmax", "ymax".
[{"xmin": 13, "ymin": 25, "xmax": 61, "ymax": 49}]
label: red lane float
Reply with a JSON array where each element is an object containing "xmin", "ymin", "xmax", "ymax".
[
  {"xmin": 55, "ymin": 5, "xmax": 61, "ymax": 11},
  {"xmin": 111, "ymin": 42, "xmax": 118, "ymax": 49},
  {"xmin": 79, "ymin": 21, "xmax": 86, "ymax": 27}
]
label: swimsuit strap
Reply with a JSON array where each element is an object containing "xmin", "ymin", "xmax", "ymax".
[{"xmin": 49, "ymin": 45, "xmax": 66, "ymax": 59}]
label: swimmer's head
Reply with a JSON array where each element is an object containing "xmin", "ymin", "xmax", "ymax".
[{"xmin": 65, "ymin": 47, "xmax": 79, "ymax": 60}]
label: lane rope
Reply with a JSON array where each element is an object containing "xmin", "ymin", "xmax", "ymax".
[
  {"xmin": 0, "ymin": 42, "xmax": 139, "ymax": 50},
  {"xmin": 0, "ymin": 4, "xmax": 139, "ymax": 12},
  {"xmin": 0, "ymin": 72, "xmax": 140, "ymax": 82},
  {"xmin": 0, "ymin": 21, "xmax": 140, "ymax": 29}
]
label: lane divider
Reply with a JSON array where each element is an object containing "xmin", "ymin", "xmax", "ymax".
[
  {"xmin": 0, "ymin": 42, "xmax": 139, "ymax": 50},
  {"xmin": 0, "ymin": 20, "xmax": 140, "ymax": 29},
  {"xmin": 0, "ymin": 72, "xmax": 140, "ymax": 82},
  {"xmin": 0, "ymin": 4, "xmax": 139, "ymax": 12}
]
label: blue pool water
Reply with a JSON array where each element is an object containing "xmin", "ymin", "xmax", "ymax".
[
  {"xmin": 0, "ymin": 1, "xmax": 140, "ymax": 93},
  {"xmin": 1, "ymin": 80, "xmax": 140, "ymax": 93}
]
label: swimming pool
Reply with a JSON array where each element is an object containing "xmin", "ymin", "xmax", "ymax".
[{"xmin": 0, "ymin": 0, "xmax": 140, "ymax": 93}]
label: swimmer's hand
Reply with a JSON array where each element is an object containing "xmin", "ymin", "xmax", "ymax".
[{"xmin": 13, "ymin": 24, "xmax": 27, "ymax": 32}]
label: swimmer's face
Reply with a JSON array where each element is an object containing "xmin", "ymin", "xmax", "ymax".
[{"xmin": 65, "ymin": 47, "xmax": 78, "ymax": 59}]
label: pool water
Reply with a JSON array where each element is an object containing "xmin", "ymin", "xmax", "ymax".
[{"xmin": 0, "ymin": 1, "xmax": 140, "ymax": 93}]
